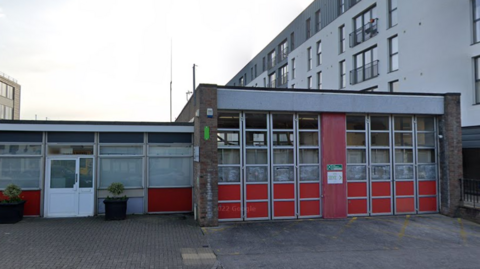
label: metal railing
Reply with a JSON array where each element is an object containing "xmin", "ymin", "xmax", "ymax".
[
  {"xmin": 349, "ymin": 20, "xmax": 379, "ymax": 48},
  {"xmin": 278, "ymin": 73, "xmax": 288, "ymax": 86},
  {"xmin": 0, "ymin": 71, "xmax": 17, "ymax": 83},
  {"xmin": 460, "ymin": 178, "xmax": 480, "ymax": 209},
  {"xmin": 350, "ymin": 60, "xmax": 379, "ymax": 85}
]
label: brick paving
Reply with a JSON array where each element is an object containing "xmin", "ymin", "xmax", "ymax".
[{"xmin": 0, "ymin": 214, "xmax": 217, "ymax": 269}]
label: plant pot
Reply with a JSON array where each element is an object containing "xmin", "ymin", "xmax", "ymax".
[
  {"xmin": 0, "ymin": 200, "xmax": 26, "ymax": 224},
  {"xmin": 103, "ymin": 198, "xmax": 128, "ymax": 220}
]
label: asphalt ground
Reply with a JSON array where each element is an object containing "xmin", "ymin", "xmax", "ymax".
[
  {"xmin": 204, "ymin": 214, "xmax": 480, "ymax": 269},
  {"xmin": 0, "ymin": 214, "xmax": 217, "ymax": 269}
]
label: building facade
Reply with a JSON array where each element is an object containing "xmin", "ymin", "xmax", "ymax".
[
  {"xmin": 0, "ymin": 72, "xmax": 21, "ymax": 120},
  {"xmin": 226, "ymin": 0, "xmax": 480, "ymax": 178}
]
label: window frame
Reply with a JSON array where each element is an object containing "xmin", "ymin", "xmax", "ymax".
[
  {"xmin": 389, "ymin": 35, "xmax": 399, "ymax": 72},
  {"xmin": 306, "ymin": 18, "xmax": 311, "ymax": 39},
  {"xmin": 388, "ymin": 0, "xmax": 398, "ymax": 28},
  {"xmin": 339, "ymin": 25, "xmax": 346, "ymax": 54},
  {"xmin": 307, "ymin": 47, "xmax": 312, "ymax": 71},
  {"xmin": 389, "ymin": 80, "xmax": 399, "ymax": 92},
  {"xmin": 475, "ymin": 56, "xmax": 480, "ymax": 104},
  {"xmin": 340, "ymin": 60, "xmax": 346, "ymax": 89},
  {"xmin": 317, "ymin": 41, "xmax": 322, "ymax": 66},
  {"xmin": 473, "ymin": 0, "xmax": 480, "ymax": 43},
  {"xmin": 317, "ymin": 71, "xmax": 322, "ymax": 90}
]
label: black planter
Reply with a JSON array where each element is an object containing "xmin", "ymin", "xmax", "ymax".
[
  {"xmin": 103, "ymin": 198, "xmax": 128, "ymax": 220},
  {"xmin": 0, "ymin": 200, "xmax": 26, "ymax": 224}
]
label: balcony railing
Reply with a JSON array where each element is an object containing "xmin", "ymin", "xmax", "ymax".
[
  {"xmin": 349, "ymin": 19, "xmax": 378, "ymax": 48},
  {"xmin": 350, "ymin": 60, "xmax": 379, "ymax": 85},
  {"xmin": 278, "ymin": 49, "xmax": 288, "ymax": 62},
  {"xmin": 278, "ymin": 73, "xmax": 288, "ymax": 86},
  {"xmin": 460, "ymin": 178, "xmax": 480, "ymax": 209}
]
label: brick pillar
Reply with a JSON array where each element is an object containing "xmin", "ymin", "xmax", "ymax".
[
  {"xmin": 438, "ymin": 93, "xmax": 463, "ymax": 216},
  {"xmin": 193, "ymin": 85, "xmax": 218, "ymax": 227}
]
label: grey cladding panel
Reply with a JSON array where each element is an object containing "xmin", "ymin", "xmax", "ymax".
[
  {"xmin": 0, "ymin": 131, "xmax": 42, "ymax": 142},
  {"xmin": 462, "ymin": 127, "xmax": 480, "ymax": 148},
  {"xmin": 48, "ymin": 132, "xmax": 94, "ymax": 143}
]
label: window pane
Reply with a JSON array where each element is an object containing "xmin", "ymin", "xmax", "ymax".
[
  {"xmin": 299, "ymin": 132, "xmax": 319, "ymax": 146},
  {"xmin": 347, "ymin": 116, "xmax": 366, "ymax": 130},
  {"xmin": 395, "ymin": 133, "xmax": 412, "ymax": 146},
  {"xmin": 475, "ymin": 0, "xmax": 480, "ymax": 19},
  {"xmin": 395, "ymin": 149, "xmax": 413, "ymax": 163},
  {"xmin": 394, "ymin": 117, "xmax": 412, "ymax": 131},
  {"xmin": 391, "ymin": 54, "xmax": 399, "ymax": 71},
  {"xmin": 395, "ymin": 165, "xmax": 414, "ymax": 179},
  {"xmin": 246, "ymin": 166, "xmax": 268, "ymax": 182},
  {"xmin": 272, "ymin": 132, "xmax": 294, "ymax": 146},
  {"xmin": 347, "ymin": 165, "xmax": 366, "ymax": 181},
  {"xmin": 246, "ymin": 149, "xmax": 268, "ymax": 164},
  {"xmin": 417, "ymin": 117, "xmax": 435, "ymax": 131},
  {"xmin": 418, "ymin": 149, "xmax": 435, "ymax": 163},
  {"xmin": 273, "ymin": 149, "xmax": 294, "ymax": 164},
  {"xmin": 0, "ymin": 157, "xmax": 41, "ymax": 188},
  {"xmin": 475, "ymin": 21, "xmax": 480, "ymax": 43},
  {"xmin": 149, "ymin": 146, "xmax": 192, "ymax": 156},
  {"xmin": 48, "ymin": 145, "xmax": 94, "ymax": 155},
  {"xmin": 99, "ymin": 158, "xmax": 143, "ymax": 188},
  {"xmin": 299, "ymin": 114, "xmax": 318, "ymax": 129},
  {"xmin": 417, "ymin": 133, "xmax": 435, "ymax": 147},
  {"xmin": 0, "ymin": 145, "xmax": 42, "ymax": 155},
  {"xmin": 274, "ymin": 166, "xmax": 294, "ymax": 182},
  {"xmin": 418, "ymin": 164, "xmax": 436, "ymax": 180},
  {"xmin": 218, "ymin": 112, "xmax": 240, "ymax": 129},
  {"xmin": 149, "ymin": 157, "xmax": 192, "ymax": 187},
  {"xmin": 371, "ymin": 133, "xmax": 389, "ymax": 146},
  {"xmin": 50, "ymin": 160, "xmax": 76, "ymax": 189},
  {"xmin": 347, "ymin": 149, "xmax": 366, "ymax": 163},
  {"xmin": 299, "ymin": 149, "xmax": 319, "ymax": 164},
  {"xmin": 217, "ymin": 132, "xmax": 240, "ymax": 147},
  {"xmin": 218, "ymin": 149, "xmax": 240, "ymax": 164},
  {"xmin": 390, "ymin": 37, "xmax": 398, "ymax": 53},
  {"xmin": 371, "ymin": 149, "xmax": 390, "ymax": 163},
  {"xmin": 272, "ymin": 114, "xmax": 293, "ymax": 129},
  {"xmin": 347, "ymin": 133, "xmax": 366, "ymax": 146},
  {"xmin": 371, "ymin": 165, "xmax": 391, "ymax": 180},
  {"xmin": 245, "ymin": 114, "xmax": 267, "ymax": 129},
  {"xmin": 371, "ymin": 116, "xmax": 389, "ymax": 130},
  {"xmin": 218, "ymin": 167, "xmax": 240, "ymax": 183},
  {"xmin": 299, "ymin": 166, "xmax": 319, "ymax": 181},
  {"xmin": 79, "ymin": 158, "xmax": 93, "ymax": 188},
  {"xmin": 246, "ymin": 131, "xmax": 267, "ymax": 146},
  {"xmin": 100, "ymin": 146, "xmax": 143, "ymax": 155}
]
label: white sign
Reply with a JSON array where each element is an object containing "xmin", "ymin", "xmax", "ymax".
[
  {"xmin": 194, "ymin": 146, "xmax": 199, "ymax": 162},
  {"xmin": 327, "ymin": 171, "xmax": 343, "ymax": 184}
]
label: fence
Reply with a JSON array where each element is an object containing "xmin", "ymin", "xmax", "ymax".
[{"xmin": 460, "ymin": 178, "xmax": 480, "ymax": 209}]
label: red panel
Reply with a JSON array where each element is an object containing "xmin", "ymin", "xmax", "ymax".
[
  {"xmin": 396, "ymin": 181, "xmax": 414, "ymax": 196},
  {"xmin": 246, "ymin": 202, "xmax": 269, "ymax": 218},
  {"xmin": 148, "ymin": 188, "xmax": 192, "ymax": 212},
  {"xmin": 300, "ymin": 200, "xmax": 320, "ymax": 216},
  {"xmin": 218, "ymin": 203, "xmax": 242, "ymax": 219},
  {"xmin": 348, "ymin": 199, "xmax": 368, "ymax": 215},
  {"xmin": 218, "ymin": 185, "xmax": 241, "ymax": 201},
  {"xmin": 0, "ymin": 190, "xmax": 41, "ymax": 216},
  {"xmin": 300, "ymin": 183, "xmax": 320, "ymax": 198},
  {"xmin": 321, "ymin": 113, "xmax": 347, "ymax": 219},
  {"xmin": 246, "ymin": 184, "xmax": 268, "ymax": 200},
  {"xmin": 418, "ymin": 181, "xmax": 437, "ymax": 196},
  {"xmin": 396, "ymin": 198, "xmax": 415, "ymax": 213},
  {"xmin": 372, "ymin": 198, "xmax": 392, "ymax": 214},
  {"xmin": 274, "ymin": 201, "xmax": 295, "ymax": 217},
  {"xmin": 371, "ymin": 182, "xmax": 391, "ymax": 197},
  {"xmin": 347, "ymin": 182, "xmax": 367, "ymax": 197},
  {"xmin": 419, "ymin": 197, "xmax": 437, "ymax": 212},
  {"xmin": 274, "ymin": 184, "xmax": 295, "ymax": 199}
]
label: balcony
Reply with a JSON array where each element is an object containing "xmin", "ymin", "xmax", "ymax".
[
  {"xmin": 268, "ymin": 79, "xmax": 276, "ymax": 88},
  {"xmin": 278, "ymin": 73, "xmax": 289, "ymax": 87},
  {"xmin": 349, "ymin": 19, "xmax": 378, "ymax": 48},
  {"xmin": 350, "ymin": 60, "xmax": 379, "ymax": 85}
]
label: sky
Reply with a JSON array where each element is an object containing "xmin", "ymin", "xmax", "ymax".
[{"xmin": 0, "ymin": 0, "xmax": 313, "ymax": 122}]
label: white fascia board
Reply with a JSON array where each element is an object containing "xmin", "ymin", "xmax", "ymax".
[{"xmin": 0, "ymin": 124, "xmax": 194, "ymax": 133}]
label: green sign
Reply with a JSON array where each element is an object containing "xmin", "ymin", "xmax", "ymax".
[
  {"xmin": 327, "ymin": 164, "xmax": 343, "ymax": 171},
  {"xmin": 204, "ymin": 126, "xmax": 210, "ymax": 140}
]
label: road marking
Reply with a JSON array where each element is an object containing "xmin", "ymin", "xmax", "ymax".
[
  {"xmin": 332, "ymin": 217, "xmax": 357, "ymax": 239},
  {"xmin": 458, "ymin": 218, "xmax": 467, "ymax": 245},
  {"xmin": 398, "ymin": 215, "xmax": 410, "ymax": 240}
]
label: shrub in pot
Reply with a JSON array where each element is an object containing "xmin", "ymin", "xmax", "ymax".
[
  {"xmin": 103, "ymin": 182, "xmax": 128, "ymax": 220},
  {"xmin": 0, "ymin": 184, "xmax": 27, "ymax": 224}
]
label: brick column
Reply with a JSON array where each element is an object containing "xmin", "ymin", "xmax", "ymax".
[
  {"xmin": 193, "ymin": 85, "xmax": 218, "ymax": 227},
  {"xmin": 438, "ymin": 93, "xmax": 463, "ymax": 216}
]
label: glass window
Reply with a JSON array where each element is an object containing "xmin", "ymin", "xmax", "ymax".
[
  {"xmin": 306, "ymin": 18, "xmax": 311, "ymax": 38},
  {"xmin": 100, "ymin": 146, "xmax": 143, "ymax": 155},
  {"xmin": 394, "ymin": 116, "xmax": 412, "ymax": 131},
  {"xmin": 246, "ymin": 131, "xmax": 267, "ymax": 146},
  {"xmin": 291, "ymin": 58, "xmax": 296, "ymax": 79},
  {"xmin": 389, "ymin": 0, "xmax": 398, "ymax": 27},
  {"xmin": 417, "ymin": 117, "xmax": 435, "ymax": 131},
  {"xmin": 299, "ymin": 166, "xmax": 319, "ymax": 181},
  {"xmin": 246, "ymin": 166, "xmax": 268, "ymax": 182},
  {"xmin": 218, "ymin": 112, "xmax": 240, "ymax": 129},
  {"xmin": 299, "ymin": 132, "xmax": 319, "ymax": 146},
  {"xmin": 298, "ymin": 114, "xmax": 318, "ymax": 129},
  {"xmin": 389, "ymin": 36, "xmax": 399, "ymax": 71},
  {"xmin": 0, "ymin": 145, "xmax": 42, "ymax": 155},
  {"xmin": 217, "ymin": 132, "xmax": 240, "ymax": 147},
  {"xmin": 347, "ymin": 133, "xmax": 366, "ymax": 146},
  {"xmin": 299, "ymin": 149, "xmax": 319, "ymax": 164},
  {"xmin": 317, "ymin": 72, "xmax": 322, "ymax": 90},
  {"xmin": 395, "ymin": 165, "xmax": 414, "ymax": 179},
  {"xmin": 475, "ymin": 57, "xmax": 480, "ymax": 104},
  {"xmin": 79, "ymin": 158, "xmax": 94, "ymax": 188},
  {"xmin": 279, "ymin": 64, "xmax": 288, "ymax": 85},
  {"xmin": 339, "ymin": 25, "xmax": 345, "ymax": 53},
  {"xmin": 347, "ymin": 116, "xmax": 366, "ymax": 130},
  {"xmin": 50, "ymin": 159, "xmax": 76, "ymax": 189},
  {"xmin": 246, "ymin": 149, "xmax": 268, "ymax": 164},
  {"xmin": 269, "ymin": 72, "xmax": 276, "ymax": 88},
  {"xmin": 279, "ymin": 40, "xmax": 288, "ymax": 61},
  {"xmin": 245, "ymin": 113, "xmax": 267, "ymax": 129},
  {"xmin": 307, "ymin": 76, "xmax": 313, "ymax": 89},
  {"xmin": 273, "ymin": 149, "xmax": 294, "ymax": 164},
  {"xmin": 371, "ymin": 116, "xmax": 389, "ymax": 130},
  {"xmin": 268, "ymin": 50, "xmax": 276, "ymax": 69},
  {"xmin": 290, "ymin": 32, "xmax": 295, "ymax": 51},
  {"xmin": 418, "ymin": 164, "xmax": 436, "ymax": 180},
  {"xmin": 371, "ymin": 149, "xmax": 390, "ymax": 163},
  {"xmin": 394, "ymin": 133, "xmax": 413, "ymax": 147},
  {"xmin": 0, "ymin": 157, "xmax": 41, "ymax": 189},
  {"xmin": 371, "ymin": 165, "xmax": 391, "ymax": 180},
  {"xmin": 418, "ymin": 149, "xmax": 435, "ymax": 163},
  {"xmin": 338, "ymin": 0, "xmax": 345, "ymax": 15},
  {"xmin": 99, "ymin": 158, "xmax": 143, "ymax": 188},
  {"xmin": 149, "ymin": 157, "xmax": 192, "ymax": 187},
  {"xmin": 340, "ymin": 60, "xmax": 346, "ymax": 88},
  {"xmin": 274, "ymin": 166, "xmax": 294, "ymax": 182},
  {"xmin": 218, "ymin": 149, "xmax": 240, "ymax": 164},
  {"xmin": 315, "ymin": 10, "xmax": 321, "ymax": 32},
  {"xmin": 347, "ymin": 149, "xmax": 366, "ymax": 163},
  {"xmin": 417, "ymin": 133, "xmax": 435, "ymax": 147},
  {"xmin": 219, "ymin": 167, "xmax": 240, "ymax": 183},
  {"xmin": 474, "ymin": 0, "xmax": 480, "ymax": 43},
  {"xmin": 389, "ymin": 80, "xmax": 399, "ymax": 92},
  {"xmin": 307, "ymin": 47, "xmax": 312, "ymax": 70},
  {"xmin": 395, "ymin": 149, "xmax": 413, "ymax": 163},
  {"xmin": 149, "ymin": 146, "xmax": 192, "ymax": 156},
  {"xmin": 347, "ymin": 165, "xmax": 366, "ymax": 181},
  {"xmin": 272, "ymin": 132, "xmax": 294, "ymax": 146},
  {"xmin": 48, "ymin": 145, "xmax": 94, "ymax": 155},
  {"xmin": 272, "ymin": 114, "xmax": 293, "ymax": 129}
]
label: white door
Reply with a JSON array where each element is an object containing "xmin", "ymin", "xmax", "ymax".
[{"xmin": 45, "ymin": 157, "xmax": 95, "ymax": 217}]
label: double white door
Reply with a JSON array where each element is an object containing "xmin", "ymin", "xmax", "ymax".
[{"xmin": 45, "ymin": 157, "xmax": 95, "ymax": 217}]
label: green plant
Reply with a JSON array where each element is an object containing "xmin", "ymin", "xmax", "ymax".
[
  {"xmin": 2, "ymin": 184, "xmax": 23, "ymax": 203},
  {"xmin": 106, "ymin": 182, "xmax": 127, "ymax": 200}
]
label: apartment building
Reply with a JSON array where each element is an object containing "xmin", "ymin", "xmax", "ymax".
[
  {"xmin": 226, "ymin": 0, "xmax": 480, "ymax": 179},
  {"xmin": 0, "ymin": 71, "xmax": 21, "ymax": 120}
]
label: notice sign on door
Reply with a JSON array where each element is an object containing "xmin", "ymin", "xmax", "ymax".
[{"xmin": 327, "ymin": 164, "xmax": 343, "ymax": 184}]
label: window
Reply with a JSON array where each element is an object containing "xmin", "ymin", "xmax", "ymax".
[
  {"xmin": 6, "ymin": 86, "xmax": 13, "ymax": 99},
  {"xmin": 279, "ymin": 40, "xmax": 288, "ymax": 61},
  {"xmin": 254, "ymin": 64, "xmax": 257, "ymax": 77},
  {"xmin": 239, "ymin": 77, "xmax": 244, "ymax": 86},
  {"xmin": 291, "ymin": 58, "xmax": 296, "ymax": 79},
  {"xmin": 316, "ymin": 41, "xmax": 322, "ymax": 66},
  {"xmin": 290, "ymin": 32, "xmax": 295, "ymax": 51},
  {"xmin": 251, "ymin": 68, "xmax": 253, "ymax": 80},
  {"xmin": 307, "ymin": 47, "xmax": 312, "ymax": 71},
  {"xmin": 279, "ymin": 65, "xmax": 288, "ymax": 86},
  {"xmin": 306, "ymin": 18, "xmax": 311, "ymax": 38},
  {"xmin": 340, "ymin": 60, "xmax": 346, "ymax": 88},
  {"xmin": 307, "ymin": 76, "xmax": 313, "ymax": 89},
  {"xmin": 268, "ymin": 50, "xmax": 276, "ymax": 69},
  {"xmin": 315, "ymin": 10, "xmax": 321, "ymax": 32},
  {"xmin": 389, "ymin": 0, "xmax": 398, "ymax": 28},
  {"xmin": 389, "ymin": 36, "xmax": 399, "ymax": 71},
  {"xmin": 351, "ymin": 6, "xmax": 378, "ymax": 47},
  {"xmin": 5, "ymin": 107, "xmax": 13, "ymax": 120},
  {"xmin": 389, "ymin": 80, "xmax": 399, "ymax": 92},
  {"xmin": 338, "ymin": 0, "xmax": 345, "ymax": 15},
  {"xmin": 292, "ymin": 84, "xmax": 295, "ymax": 89},
  {"xmin": 263, "ymin": 77, "xmax": 267, "ymax": 87},
  {"xmin": 269, "ymin": 72, "xmax": 276, "ymax": 88},
  {"xmin": 475, "ymin": 57, "xmax": 480, "ymax": 104},
  {"xmin": 263, "ymin": 57, "xmax": 266, "ymax": 71},
  {"xmin": 0, "ymin": 104, "xmax": 4, "ymax": 119},
  {"xmin": 317, "ymin": 72, "xmax": 322, "ymax": 89},
  {"xmin": 339, "ymin": 25, "xmax": 346, "ymax": 53},
  {"xmin": 351, "ymin": 46, "xmax": 379, "ymax": 84}
]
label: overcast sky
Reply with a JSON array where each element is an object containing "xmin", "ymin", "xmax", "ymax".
[{"xmin": 0, "ymin": 0, "xmax": 312, "ymax": 122}]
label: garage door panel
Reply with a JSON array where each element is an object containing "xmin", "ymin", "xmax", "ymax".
[
  {"xmin": 300, "ymin": 183, "xmax": 320, "ymax": 198},
  {"xmin": 348, "ymin": 199, "xmax": 368, "ymax": 215},
  {"xmin": 219, "ymin": 185, "xmax": 241, "ymax": 201},
  {"xmin": 246, "ymin": 202, "xmax": 269, "ymax": 219},
  {"xmin": 274, "ymin": 201, "xmax": 295, "ymax": 217},
  {"xmin": 396, "ymin": 181, "xmax": 414, "ymax": 196},
  {"xmin": 299, "ymin": 200, "xmax": 320, "ymax": 216},
  {"xmin": 372, "ymin": 182, "xmax": 391, "ymax": 197},
  {"xmin": 371, "ymin": 198, "xmax": 392, "ymax": 214},
  {"xmin": 348, "ymin": 182, "xmax": 367, "ymax": 197},
  {"xmin": 395, "ymin": 197, "xmax": 415, "ymax": 213},
  {"xmin": 274, "ymin": 184, "xmax": 295, "ymax": 199},
  {"xmin": 419, "ymin": 197, "xmax": 437, "ymax": 212},
  {"xmin": 418, "ymin": 181, "xmax": 436, "ymax": 196},
  {"xmin": 246, "ymin": 184, "xmax": 268, "ymax": 200},
  {"xmin": 219, "ymin": 203, "xmax": 242, "ymax": 219}
]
